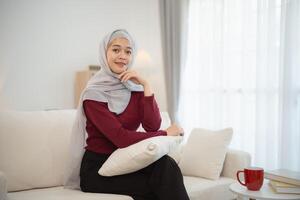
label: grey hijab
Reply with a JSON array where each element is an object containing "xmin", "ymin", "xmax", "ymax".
[
  {"xmin": 84, "ymin": 29, "xmax": 144, "ymax": 114},
  {"xmin": 64, "ymin": 29, "xmax": 143, "ymax": 189}
]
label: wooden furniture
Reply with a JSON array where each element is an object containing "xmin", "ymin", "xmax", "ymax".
[{"xmin": 74, "ymin": 66, "xmax": 100, "ymax": 107}]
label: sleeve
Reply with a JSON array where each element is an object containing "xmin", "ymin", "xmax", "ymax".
[
  {"xmin": 83, "ymin": 100, "xmax": 167, "ymax": 148},
  {"xmin": 141, "ymin": 94, "xmax": 163, "ymax": 132}
]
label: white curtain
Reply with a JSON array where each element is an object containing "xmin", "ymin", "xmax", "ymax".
[{"xmin": 179, "ymin": 0, "xmax": 300, "ymax": 171}]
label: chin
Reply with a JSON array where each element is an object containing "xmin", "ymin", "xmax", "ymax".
[{"xmin": 112, "ymin": 68, "xmax": 126, "ymax": 74}]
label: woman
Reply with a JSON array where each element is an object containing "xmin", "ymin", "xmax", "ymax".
[{"xmin": 65, "ymin": 29, "xmax": 189, "ymax": 200}]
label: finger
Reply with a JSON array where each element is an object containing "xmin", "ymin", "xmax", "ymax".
[
  {"xmin": 118, "ymin": 71, "xmax": 128, "ymax": 79},
  {"xmin": 118, "ymin": 69, "xmax": 132, "ymax": 78},
  {"xmin": 123, "ymin": 74, "xmax": 135, "ymax": 82},
  {"xmin": 122, "ymin": 71, "xmax": 137, "ymax": 82},
  {"xmin": 121, "ymin": 73, "xmax": 129, "ymax": 82},
  {"xmin": 121, "ymin": 74, "xmax": 132, "ymax": 82},
  {"xmin": 119, "ymin": 71, "xmax": 131, "ymax": 81}
]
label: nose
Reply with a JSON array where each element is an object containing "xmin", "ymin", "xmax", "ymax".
[{"xmin": 119, "ymin": 50, "xmax": 127, "ymax": 60}]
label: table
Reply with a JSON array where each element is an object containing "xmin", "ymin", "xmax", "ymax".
[{"xmin": 230, "ymin": 181, "xmax": 300, "ymax": 200}]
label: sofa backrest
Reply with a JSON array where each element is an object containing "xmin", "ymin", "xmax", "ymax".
[
  {"xmin": 0, "ymin": 110, "xmax": 76, "ymax": 192},
  {"xmin": 0, "ymin": 110, "xmax": 171, "ymax": 192}
]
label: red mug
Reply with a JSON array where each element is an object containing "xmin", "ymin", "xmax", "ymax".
[{"xmin": 236, "ymin": 167, "xmax": 264, "ymax": 191}]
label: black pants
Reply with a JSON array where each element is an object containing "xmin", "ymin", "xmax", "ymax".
[{"xmin": 80, "ymin": 150, "xmax": 190, "ymax": 200}]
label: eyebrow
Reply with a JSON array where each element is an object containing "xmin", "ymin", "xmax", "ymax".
[{"xmin": 111, "ymin": 44, "xmax": 132, "ymax": 50}]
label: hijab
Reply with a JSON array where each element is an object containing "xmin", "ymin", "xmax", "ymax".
[{"xmin": 64, "ymin": 29, "xmax": 144, "ymax": 189}]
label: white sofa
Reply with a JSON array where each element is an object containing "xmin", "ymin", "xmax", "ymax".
[{"xmin": 0, "ymin": 109, "xmax": 251, "ymax": 200}]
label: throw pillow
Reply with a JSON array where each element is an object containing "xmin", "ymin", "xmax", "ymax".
[
  {"xmin": 98, "ymin": 136, "xmax": 182, "ymax": 176},
  {"xmin": 179, "ymin": 128, "xmax": 233, "ymax": 180}
]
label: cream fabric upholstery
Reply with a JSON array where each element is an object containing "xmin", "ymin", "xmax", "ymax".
[
  {"xmin": 179, "ymin": 128, "xmax": 233, "ymax": 180},
  {"xmin": 137, "ymin": 111, "xmax": 183, "ymax": 163},
  {"xmin": 0, "ymin": 109, "xmax": 251, "ymax": 200},
  {"xmin": 221, "ymin": 149, "xmax": 251, "ymax": 179},
  {"xmin": 7, "ymin": 187, "xmax": 132, "ymax": 200},
  {"xmin": 0, "ymin": 110, "xmax": 76, "ymax": 192},
  {"xmin": 183, "ymin": 176, "xmax": 236, "ymax": 200},
  {"xmin": 99, "ymin": 136, "xmax": 182, "ymax": 176},
  {"xmin": 7, "ymin": 177, "xmax": 236, "ymax": 200}
]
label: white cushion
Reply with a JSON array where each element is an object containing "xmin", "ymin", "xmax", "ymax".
[
  {"xmin": 179, "ymin": 128, "xmax": 233, "ymax": 180},
  {"xmin": 0, "ymin": 110, "xmax": 76, "ymax": 192},
  {"xmin": 136, "ymin": 111, "xmax": 182, "ymax": 163},
  {"xmin": 98, "ymin": 136, "xmax": 182, "ymax": 176}
]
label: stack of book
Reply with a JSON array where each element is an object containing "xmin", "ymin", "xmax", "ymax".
[{"xmin": 265, "ymin": 169, "xmax": 300, "ymax": 194}]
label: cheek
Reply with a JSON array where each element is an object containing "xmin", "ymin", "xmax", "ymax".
[
  {"xmin": 127, "ymin": 55, "xmax": 132, "ymax": 63},
  {"xmin": 107, "ymin": 53, "xmax": 115, "ymax": 65},
  {"xmin": 107, "ymin": 56, "xmax": 113, "ymax": 65}
]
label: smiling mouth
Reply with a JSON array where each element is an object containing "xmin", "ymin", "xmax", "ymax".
[{"xmin": 115, "ymin": 62, "xmax": 126, "ymax": 68}]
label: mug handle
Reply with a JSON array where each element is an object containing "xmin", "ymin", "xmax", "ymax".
[{"xmin": 236, "ymin": 170, "xmax": 246, "ymax": 186}]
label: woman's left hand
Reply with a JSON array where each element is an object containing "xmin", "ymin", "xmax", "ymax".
[{"xmin": 118, "ymin": 70, "xmax": 147, "ymax": 86}]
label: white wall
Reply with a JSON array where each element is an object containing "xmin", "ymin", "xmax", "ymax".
[{"xmin": 0, "ymin": 0, "xmax": 167, "ymax": 111}]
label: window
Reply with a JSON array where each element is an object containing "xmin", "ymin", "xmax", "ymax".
[{"xmin": 179, "ymin": 0, "xmax": 300, "ymax": 171}]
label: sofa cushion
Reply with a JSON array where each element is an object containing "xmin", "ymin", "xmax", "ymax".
[
  {"xmin": 183, "ymin": 176, "xmax": 236, "ymax": 200},
  {"xmin": 7, "ymin": 177, "xmax": 236, "ymax": 200},
  {"xmin": 99, "ymin": 136, "xmax": 182, "ymax": 176},
  {"xmin": 7, "ymin": 186, "xmax": 133, "ymax": 200},
  {"xmin": 0, "ymin": 110, "xmax": 76, "ymax": 192},
  {"xmin": 0, "ymin": 110, "xmax": 173, "ymax": 191},
  {"xmin": 221, "ymin": 149, "xmax": 251, "ymax": 179},
  {"xmin": 179, "ymin": 128, "xmax": 233, "ymax": 180}
]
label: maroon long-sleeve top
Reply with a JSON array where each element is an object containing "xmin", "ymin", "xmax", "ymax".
[{"xmin": 83, "ymin": 91, "xmax": 167, "ymax": 154}]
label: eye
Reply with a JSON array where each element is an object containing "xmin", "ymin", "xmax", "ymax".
[
  {"xmin": 112, "ymin": 49, "xmax": 120, "ymax": 53},
  {"xmin": 126, "ymin": 50, "xmax": 132, "ymax": 55}
]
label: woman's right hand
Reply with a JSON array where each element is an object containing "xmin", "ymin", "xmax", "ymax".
[
  {"xmin": 166, "ymin": 124, "xmax": 184, "ymax": 136},
  {"xmin": 118, "ymin": 69, "xmax": 147, "ymax": 86}
]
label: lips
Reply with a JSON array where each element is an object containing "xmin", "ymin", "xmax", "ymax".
[{"xmin": 115, "ymin": 62, "xmax": 126, "ymax": 68}]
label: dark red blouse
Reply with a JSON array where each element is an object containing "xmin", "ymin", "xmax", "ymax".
[{"xmin": 83, "ymin": 92, "xmax": 167, "ymax": 154}]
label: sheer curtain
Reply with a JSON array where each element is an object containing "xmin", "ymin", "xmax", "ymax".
[{"xmin": 179, "ymin": 0, "xmax": 300, "ymax": 171}]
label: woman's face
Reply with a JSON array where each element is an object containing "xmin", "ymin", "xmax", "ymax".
[{"xmin": 106, "ymin": 37, "xmax": 132, "ymax": 74}]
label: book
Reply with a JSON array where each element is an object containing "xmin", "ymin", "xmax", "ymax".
[
  {"xmin": 265, "ymin": 169, "xmax": 300, "ymax": 186},
  {"xmin": 269, "ymin": 180, "xmax": 300, "ymax": 194}
]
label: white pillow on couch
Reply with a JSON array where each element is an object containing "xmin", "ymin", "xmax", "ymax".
[
  {"xmin": 98, "ymin": 136, "xmax": 182, "ymax": 176},
  {"xmin": 179, "ymin": 128, "xmax": 233, "ymax": 180}
]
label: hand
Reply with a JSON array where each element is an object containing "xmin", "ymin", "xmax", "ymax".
[
  {"xmin": 118, "ymin": 70, "xmax": 147, "ymax": 86},
  {"xmin": 165, "ymin": 124, "xmax": 184, "ymax": 136}
]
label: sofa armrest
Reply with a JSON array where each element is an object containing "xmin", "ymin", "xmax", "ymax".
[
  {"xmin": 221, "ymin": 149, "xmax": 251, "ymax": 179},
  {"xmin": 0, "ymin": 171, "xmax": 7, "ymax": 200}
]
